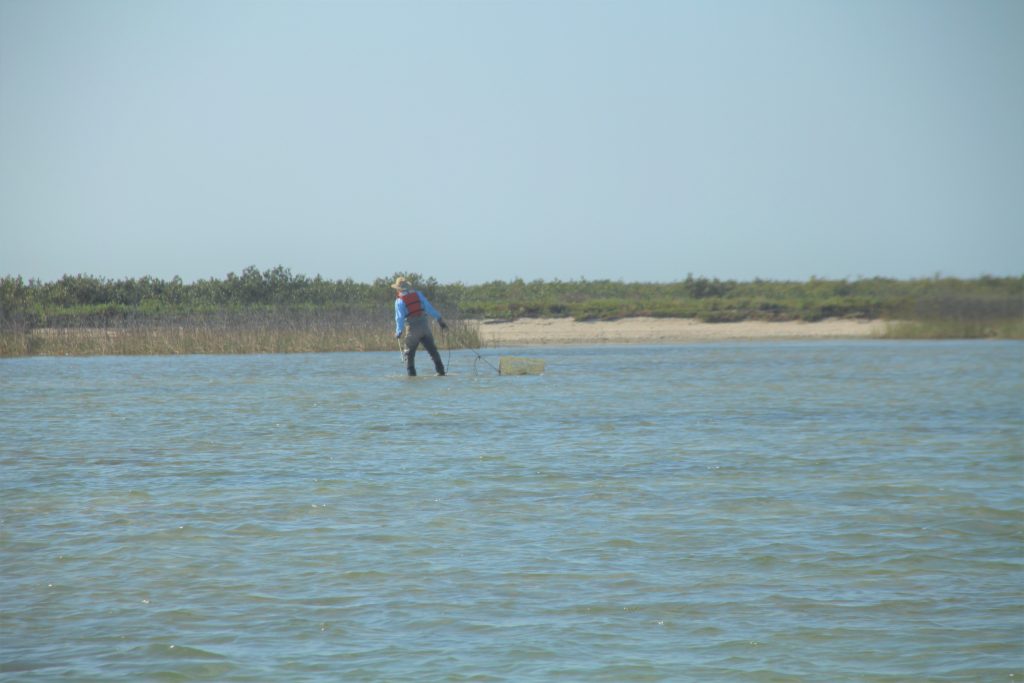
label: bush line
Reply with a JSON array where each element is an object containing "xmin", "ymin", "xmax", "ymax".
[{"xmin": 1, "ymin": 268, "xmax": 1020, "ymax": 356}]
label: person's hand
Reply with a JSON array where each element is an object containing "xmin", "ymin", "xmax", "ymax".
[
  {"xmin": 395, "ymin": 333, "xmax": 401, "ymax": 338},
  {"xmin": 439, "ymin": 319, "xmax": 448, "ymax": 330}
]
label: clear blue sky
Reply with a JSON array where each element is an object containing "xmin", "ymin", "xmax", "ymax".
[{"xmin": 2, "ymin": 0, "xmax": 1021, "ymax": 284}]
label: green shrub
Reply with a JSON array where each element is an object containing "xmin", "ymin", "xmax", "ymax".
[{"xmin": 2, "ymin": 269, "xmax": 1020, "ymax": 355}]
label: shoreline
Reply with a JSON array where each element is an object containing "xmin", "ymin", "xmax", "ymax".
[
  {"xmin": 5, "ymin": 317, "xmax": 1018, "ymax": 357},
  {"xmin": 475, "ymin": 317, "xmax": 889, "ymax": 346}
]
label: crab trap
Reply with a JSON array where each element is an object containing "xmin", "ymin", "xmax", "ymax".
[{"xmin": 497, "ymin": 356, "xmax": 546, "ymax": 376}]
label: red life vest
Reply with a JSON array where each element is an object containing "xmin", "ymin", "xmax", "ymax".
[{"xmin": 398, "ymin": 290, "xmax": 425, "ymax": 317}]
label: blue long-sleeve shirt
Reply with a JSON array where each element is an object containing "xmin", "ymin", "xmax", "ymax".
[{"xmin": 394, "ymin": 290, "xmax": 443, "ymax": 336}]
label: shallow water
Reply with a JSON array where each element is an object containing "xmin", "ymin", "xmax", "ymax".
[{"xmin": 2, "ymin": 341, "xmax": 1022, "ymax": 681}]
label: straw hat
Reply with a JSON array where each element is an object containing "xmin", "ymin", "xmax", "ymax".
[{"xmin": 391, "ymin": 276, "xmax": 411, "ymax": 291}]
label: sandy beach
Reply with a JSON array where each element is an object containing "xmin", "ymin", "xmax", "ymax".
[{"xmin": 475, "ymin": 317, "xmax": 888, "ymax": 346}]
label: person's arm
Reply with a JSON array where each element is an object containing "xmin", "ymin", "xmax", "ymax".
[
  {"xmin": 417, "ymin": 292, "xmax": 448, "ymax": 328},
  {"xmin": 394, "ymin": 298, "xmax": 407, "ymax": 337}
]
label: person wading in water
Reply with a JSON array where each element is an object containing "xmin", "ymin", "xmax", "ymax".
[{"xmin": 392, "ymin": 276, "xmax": 448, "ymax": 376}]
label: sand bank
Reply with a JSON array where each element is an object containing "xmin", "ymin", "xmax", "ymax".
[{"xmin": 475, "ymin": 317, "xmax": 888, "ymax": 346}]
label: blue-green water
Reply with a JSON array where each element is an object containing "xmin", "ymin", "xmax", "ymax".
[{"xmin": 2, "ymin": 341, "xmax": 1022, "ymax": 681}]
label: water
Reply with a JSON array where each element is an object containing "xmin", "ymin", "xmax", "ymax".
[{"xmin": 2, "ymin": 341, "xmax": 1021, "ymax": 681}]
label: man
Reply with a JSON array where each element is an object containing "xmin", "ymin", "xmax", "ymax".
[{"xmin": 392, "ymin": 276, "xmax": 448, "ymax": 376}]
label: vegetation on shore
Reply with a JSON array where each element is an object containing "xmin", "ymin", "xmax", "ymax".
[
  {"xmin": 1, "ymin": 313, "xmax": 482, "ymax": 358},
  {"xmin": 1, "ymin": 267, "xmax": 1020, "ymax": 356}
]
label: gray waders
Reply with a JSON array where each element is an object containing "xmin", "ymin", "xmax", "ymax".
[{"xmin": 401, "ymin": 316, "xmax": 445, "ymax": 376}]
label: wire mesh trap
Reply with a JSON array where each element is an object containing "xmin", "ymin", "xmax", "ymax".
[{"xmin": 498, "ymin": 356, "xmax": 546, "ymax": 376}]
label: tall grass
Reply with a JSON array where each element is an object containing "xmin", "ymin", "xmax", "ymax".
[
  {"xmin": 880, "ymin": 281, "xmax": 1023, "ymax": 339},
  {"xmin": 882, "ymin": 317, "xmax": 1024, "ymax": 340},
  {"xmin": 0, "ymin": 313, "xmax": 481, "ymax": 357}
]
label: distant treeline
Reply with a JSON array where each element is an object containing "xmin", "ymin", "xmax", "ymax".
[
  {"xmin": 1, "ymin": 267, "xmax": 1021, "ymax": 354},
  {"xmin": 2, "ymin": 266, "xmax": 1021, "ymax": 325}
]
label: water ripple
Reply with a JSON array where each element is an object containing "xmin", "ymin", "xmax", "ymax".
[{"xmin": 2, "ymin": 342, "xmax": 1021, "ymax": 680}]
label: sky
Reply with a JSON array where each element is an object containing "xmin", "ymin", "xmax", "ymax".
[{"xmin": 1, "ymin": 0, "xmax": 1022, "ymax": 285}]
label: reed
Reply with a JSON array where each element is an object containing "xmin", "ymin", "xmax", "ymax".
[
  {"xmin": 880, "ymin": 284, "xmax": 1023, "ymax": 339},
  {"xmin": 0, "ymin": 316, "xmax": 482, "ymax": 357},
  {"xmin": 882, "ymin": 317, "xmax": 1024, "ymax": 340}
]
